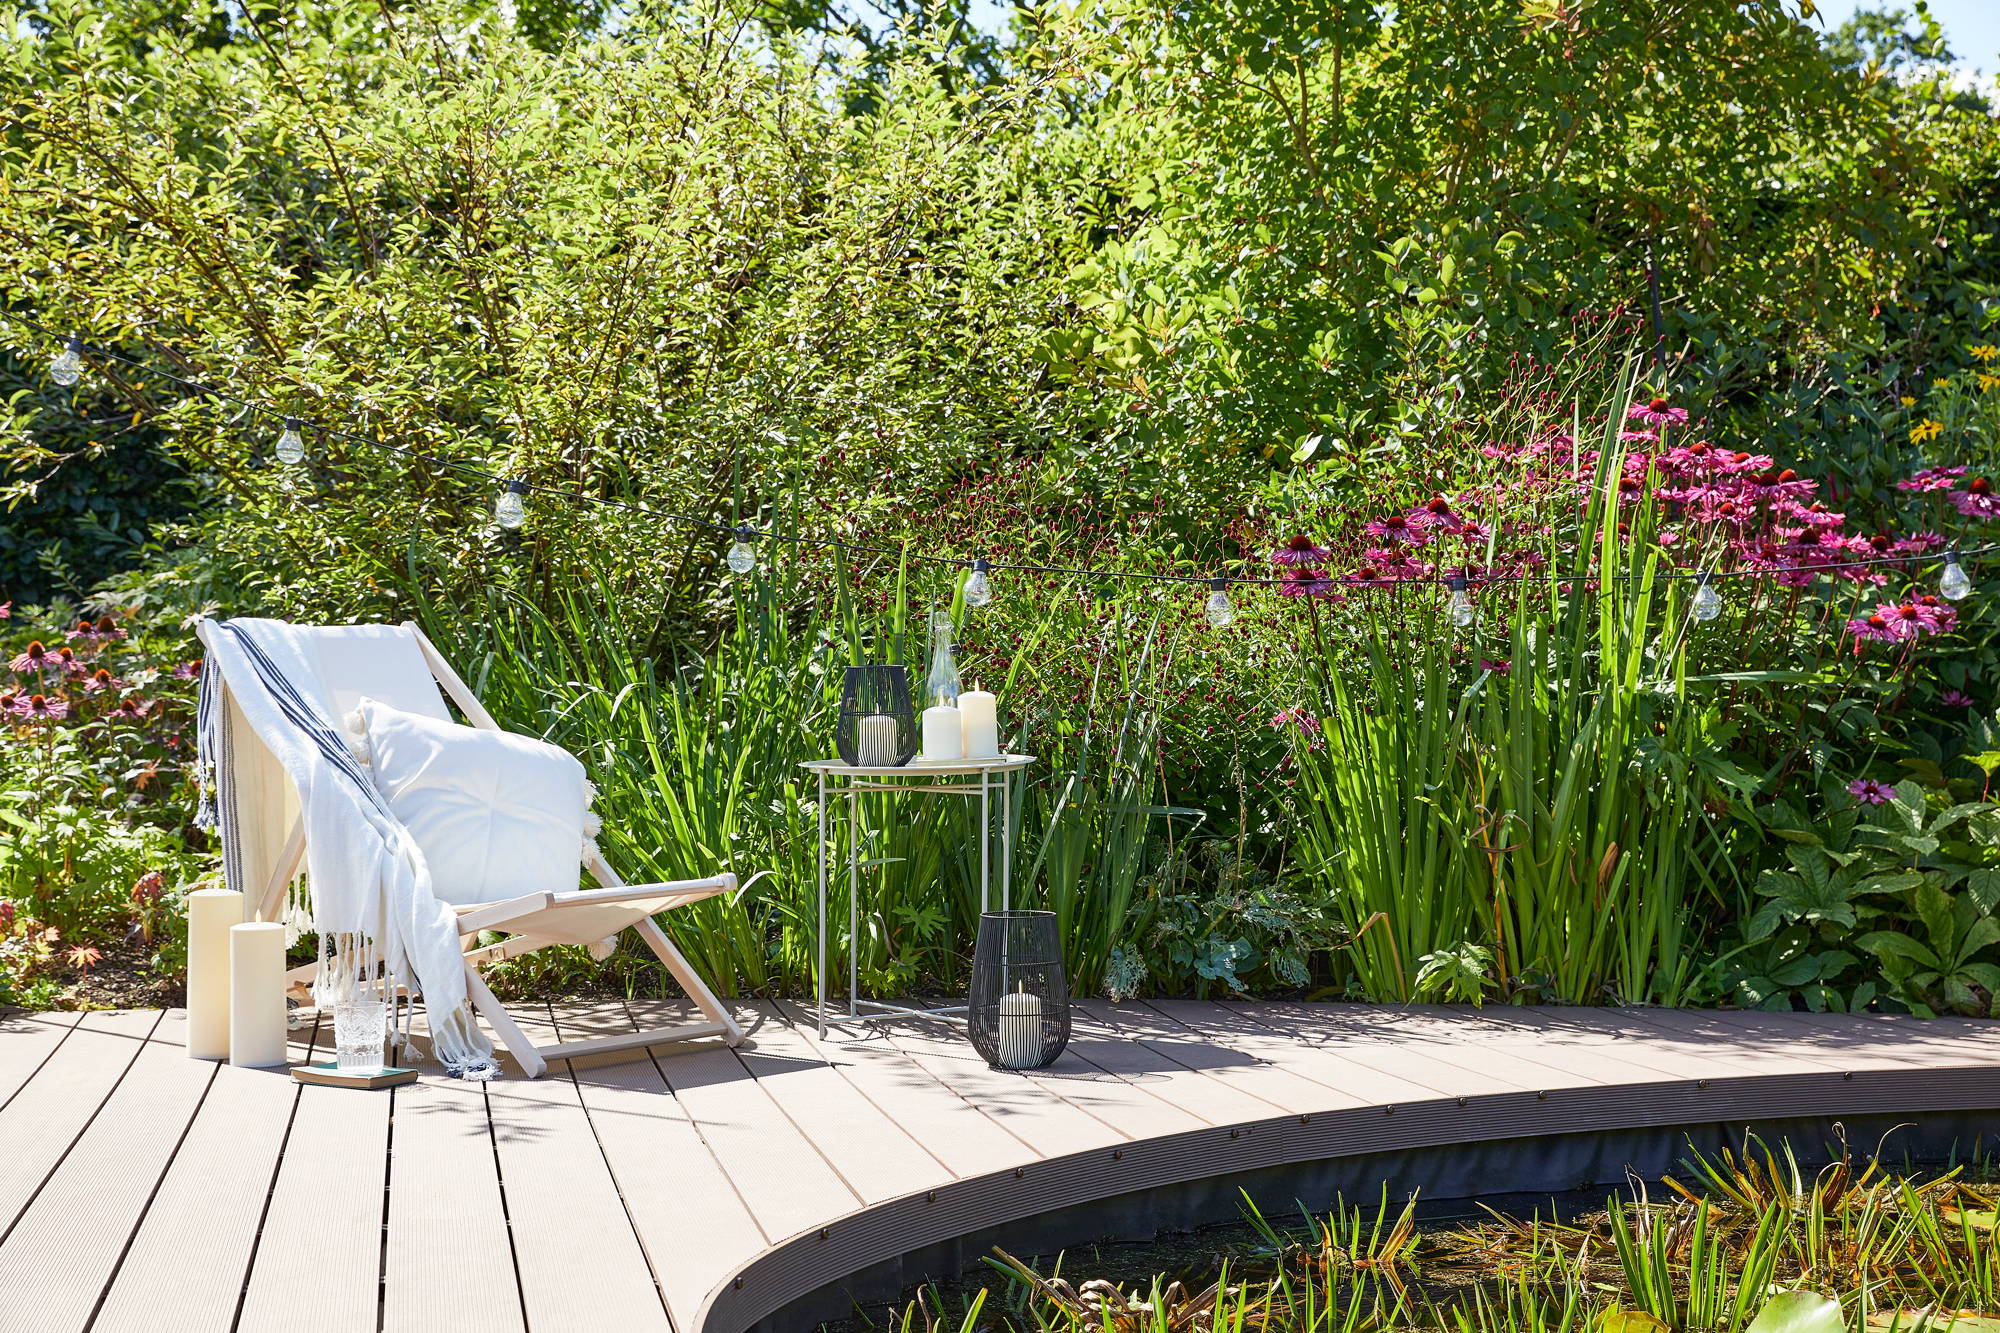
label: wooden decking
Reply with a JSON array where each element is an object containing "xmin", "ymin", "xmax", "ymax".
[{"xmin": 2, "ymin": 999, "xmax": 1996, "ymax": 1333}]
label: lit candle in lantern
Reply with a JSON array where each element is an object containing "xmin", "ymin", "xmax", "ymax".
[
  {"xmin": 959, "ymin": 685, "xmax": 999, "ymax": 759},
  {"xmin": 997, "ymin": 985, "xmax": 1042, "ymax": 1069},
  {"xmin": 186, "ymin": 887, "xmax": 243, "ymax": 1060},
  {"xmin": 855, "ymin": 713, "xmax": 897, "ymax": 767},
  {"xmin": 921, "ymin": 703, "xmax": 962, "ymax": 761}
]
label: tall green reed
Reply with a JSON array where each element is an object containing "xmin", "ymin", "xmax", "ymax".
[{"xmin": 1290, "ymin": 366, "xmax": 1726, "ymax": 1004}]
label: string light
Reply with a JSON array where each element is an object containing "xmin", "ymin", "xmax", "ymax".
[
  {"xmin": 963, "ymin": 557, "xmax": 994, "ymax": 607},
  {"xmin": 9, "ymin": 319, "xmax": 1999, "ymax": 603},
  {"xmin": 1204, "ymin": 578, "xmax": 1235, "ymax": 628},
  {"xmin": 275, "ymin": 418, "xmax": 306, "ymax": 465},
  {"xmin": 49, "ymin": 336, "xmax": 83, "ymax": 386},
  {"xmin": 495, "ymin": 479, "xmax": 530, "ymax": 530},
  {"xmin": 726, "ymin": 526, "xmax": 758, "ymax": 574},
  {"xmin": 1941, "ymin": 551, "xmax": 1973, "ymax": 601},
  {"xmin": 1690, "ymin": 571, "xmax": 1723, "ymax": 622},
  {"xmin": 1446, "ymin": 574, "xmax": 1476, "ymax": 629}
]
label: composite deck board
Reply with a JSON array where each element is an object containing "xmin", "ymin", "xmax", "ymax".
[
  {"xmin": 381, "ymin": 1062, "xmax": 525, "ymax": 1333},
  {"xmin": 1145, "ymin": 1000, "xmax": 1470, "ymax": 1105},
  {"xmin": 734, "ymin": 1000, "xmax": 953, "ymax": 1205},
  {"xmin": 543, "ymin": 999, "xmax": 766, "ymax": 1332},
  {"xmin": 1080, "ymin": 1000, "xmax": 1347, "ymax": 1116},
  {"xmin": 0, "ymin": 1012, "xmax": 210, "ymax": 1333},
  {"xmin": 1244, "ymin": 1001, "xmax": 1690, "ymax": 1092},
  {"xmin": 6, "ymin": 1000, "xmax": 1996, "ymax": 1333},
  {"xmin": 235, "ymin": 1044, "xmax": 392, "ymax": 1333},
  {"xmin": 485, "ymin": 1002, "xmax": 672, "ymax": 1333},
  {"xmin": 770, "ymin": 999, "xmax": 1036, "ymax": 1176},
  {"xmin": 630, "ymin": 998, "xmax": 865, "ymax": 1245},
  {"xmin": 0, "ymin": 1010, "xmax": 161, "ymax": 1240},
  {"xmin": 0, "ymin": 1009, "xmax": 80, "ymax": 1110},
  {"xmin": 873, "ymin": 1017, "xmax": 1131, "ymax": 1158},
  {"xmin": 88, "ymin": 1056, "xmax": 301, "ymax": 1333}
]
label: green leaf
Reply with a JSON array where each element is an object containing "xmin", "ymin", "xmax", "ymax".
[{"xmin": 1747, "ymin": 1292, "xmax": 1844, "ymax": 1333}]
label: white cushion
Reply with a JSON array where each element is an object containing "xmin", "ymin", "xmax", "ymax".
[{"xmin": 350, "ymin": 697, "xmax": 589, "ymax": 906}]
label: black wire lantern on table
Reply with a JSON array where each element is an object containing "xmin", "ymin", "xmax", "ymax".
[
  {"xmin": 835, "ymin": 665, "xmax": 917, "ymax": 767},
  {"xmin": 968, "ymin": 910, "xmax": 1071, "ymax": 1070}
]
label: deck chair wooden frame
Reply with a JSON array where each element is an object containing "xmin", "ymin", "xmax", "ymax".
[{"xmin": 202, "ymin": 618, "xmax": 746, "ymax": 1078}]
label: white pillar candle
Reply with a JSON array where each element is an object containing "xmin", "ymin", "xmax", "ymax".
[
  {"xmin": 959, "ymin": 687, "xmax": 1000, "ymax": 759},
  {"xmin": 921, "ymin": 704, "xmax": 962, "ymax": 761},
  {"xmin": 186, "ymin": 887, "xmax": 243, "ymax": 1060},
  {"xmin": 228, "ymin": 921, "xmax": 289, "ymax": 1068},
  {"xmin": 997, "ymin": 986, "xmax": 1043, "ymax": 1069},
  {"xmin": 855, "ymin": 713, "xmax": 897, "ymax": 767}
]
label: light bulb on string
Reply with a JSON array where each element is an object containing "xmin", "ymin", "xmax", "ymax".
[
  {"xmin": 1446, "ymin": 574, "xmax": 1476, "ymax": 630},
  {"xmin": 963, "ymin": 557, "xmax": 994, "ymax": 607},
  {"xmin": 495, "ymin": 479, "xmax": 530, "ymax": 530},
  {"xmin": 275, "ymin": 418, "xmax": 306, "ymax": 465},
  {"xmin": 1691, "ymin": 571, "xmax": 1723, "ymax": 622},
  {"xmin": 1204, "ymin": 577, "xmax": 1235, "ymax": 628},
  {"xmin": 50, "ymin": 336, "xmax": 83, "ymax": 387},
  {"xmin": 1941, "ymin": 551, "xmax": 1973, "ymax": 602},
  {"xmin": 726, "ymin": 526, "xmax": 758, "ymax": 575}
]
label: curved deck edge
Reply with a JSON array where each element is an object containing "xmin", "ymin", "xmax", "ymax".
[{"xmin": 696, "ymin": 1063, "xmax": 2000, "ymax": 1333}]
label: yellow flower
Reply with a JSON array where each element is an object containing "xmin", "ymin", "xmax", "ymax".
[
  {"xmin": 1970, "ymin": 344, "xmax": 1998, "ymax": 362},
  {"xmin": 1910, "ymin": 418, "xmax": 1944, "ymax": 444},
  {"xmin": 1981, "ymin": 372, "xmax": 2000, "ymax": 392},
  {"xmin": 1900, "ymin": 396, "xmax": 1917, "ymax": 407}
]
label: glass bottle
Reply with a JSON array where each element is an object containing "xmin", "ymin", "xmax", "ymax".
[{"xmin": 926, "ymin": 610, "xmax": 961, "ymax": 709}]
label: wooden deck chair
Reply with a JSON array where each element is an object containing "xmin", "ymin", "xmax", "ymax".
[{"xmin": 195, "ymin": 618, "xmax": 747, "ymax": 1078}]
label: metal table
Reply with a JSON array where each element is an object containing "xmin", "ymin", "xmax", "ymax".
[{"xmin": 800, "ymin": 754, "xmax": 1035, "ymax": 1036}]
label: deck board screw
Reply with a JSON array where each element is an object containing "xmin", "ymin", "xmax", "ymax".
[
  {"xmin": 1457, "ymin": 1097, "xmax": 1468, "ymax": 1108},
  {"xmin": 1843, "ymin": 1072, "xmax": 1853, "ymax": 1081},
  {"xmin": 1537, "ymin": 1091, "xmax": 1548, "ymax": 1100},
  {"xmin": 1014, "ymin": 1168, "xmax": 1025, "ymax": 1179},
  {"xmin": 1229, "ymin": 1129, "xmax": 1241, "ymax": 1139},
  {"xmin": 926, "ymin": 1190, "xmax": 938, "ymax": 1202},
  {"xmin": 1298, "ymin": 1115, "xmax": 1311, "ymax": 1124},
  {"xmin": 1697, "ymin": 1079, "xmax": 1708, "ymax": 1090},
  {"xmin": 1384, "ymin": 1105, "xmax": 1395, "ymax": 1115},
  {"xmin": 734, "ymin": 1279, "xmax": 744, "ymax": 1291},
  {"xmin": 819, "ymin": 1228, "xmax": 830, "ymax": 1239},
  {"xmin": 1112, "ymin": 1150, "xmax": 1123, "ymax": 1160}
]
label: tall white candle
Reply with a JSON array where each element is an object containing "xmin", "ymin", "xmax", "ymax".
[
  {"xmin": 855, "ymin": 713, "xmax": 897, "ymax": 767},
  {"xmin": 186, "ymin": 887, "xmax": 243, "ymax": 1060},
  {"xmin": 997, "ymin": 986, "xmax": 1043, "ymax": 1068},
  {"xmin": 228, "ymin": 921, "xmax": 289, "ymax": 1068},
  {"xmin": 921, "ymin": 704, "xmax": 962, "ymax": 761},
  {"xmin": 959, "ymin": 687, "xmax": 1000, "ymax": 759}
]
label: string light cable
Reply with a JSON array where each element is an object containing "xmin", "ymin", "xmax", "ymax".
[{"xmin": 14, "ymin": 313, "xmax": 1999, "ymax": 609}]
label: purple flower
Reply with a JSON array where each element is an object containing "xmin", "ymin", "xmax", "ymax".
[
  {"xmin": 1628, "ymin": 398, "xmax": 1690, "ymax": 426},
  {"xmin": 1897, "ymin": 466, "xmax": 1966, "ymax": 493},
  {"xmin": 1362, "ymin": 514, "xmax": 1423, "ymax": 544},
  {"xmin": 1845, "ymin": 612, "xmax": 1898, "ymax": 644},
  {"xmin": 1270, "ymin": 706, "xmax": 1321, "ymax": 732},
  {"xmin": 1479, "ymin": 659, "xmax": 1511, "ymax": 674},
  {"xmin": 1270, "ymin": 534, "xmax": 1330, "ymax": 566},
  {"xmin": 11, "ymin": 693, "xmax": 69, "ymax": 721},
  {"xmin": 8, "ymin": 640, "xmax": 52, "ymax": 673},
  {"xmin": 1941, "ymin": 690, "xmax": 1974, "ymax": 708},
  {"xmin": 1846, "ymin": 778, "xmax": 1896, "ymax": 805},
  {"xmin": 1278, "ymin": 567, "xmax": 1338, "ymax": 599},
  {"xmin": 171, "ymin": 659, "xmax": 203, "ymax": 681}
]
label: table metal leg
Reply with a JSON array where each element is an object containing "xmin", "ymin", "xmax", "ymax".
[
  {"xmin": 848, "ymin": 783, "xmax": 859, "ymax": 1020},
  {"xmin": 1001, "ymin": 767, "xmax": 1012, "ymax": 915},
  {"xmin": 816, "ymin": 771, "xmax": 828, "ymax": 1037},
  {"xmin": 980, "ymin": 770, "xmax": 991, "ymax": 916}
]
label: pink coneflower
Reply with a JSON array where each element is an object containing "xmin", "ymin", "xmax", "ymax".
[
  {"xmin": 1846, "ymin": 778, "xmax": 1896, "ymax": 805},
  {"xmin": 1845, "ymin": 612, "xmax": 1899, "ymax": 644},
  {"xmin": 65, "ymin": 615, "xmax": 125, "ymax": 644},
  {"xmin": 0, "ymin": 601, "xmax": 9, "ymax": 619},
  {"xmin": 1278, "ymin": 567, "xmax": 1338, "ymax": 598},
  {"xmin": 1882, "ymin": 600, "xmax": 1955, "ymax": 638},
  {"xmin": 1362, "ymin": 513, "xmax": 1423, "ymax": 544},
  {"xmin": 1896, "ymin": 465, "xmax": 1966, "ymax": 492},
  {"xmin": 1479, "ymin": 659, "xmax": 1511, "ymax": 674},
  {"xmin": 107, "ymin": 697, "xmax": 151, "ymax": 722},
  {"xmin": 172, "ymin": 659, "xmax": 203, "ymax": 681},
  {"xmin": 81, "ymin": 668, "xmax": 122, "ymax": 694},
  {"xmin": 1952, "ymin": 477, "xmax": 2000, "ymax": 519},
  {"xmin": 1270, "ymin": 534, "xmax": 1331, "ymax": 566},
  {"xmin": 1941, "ymin": 689, "xmax": 1975, "ymax": 708},
  {"xmin": 8, "ymin": 640, "xmax": 52, "ymax": 673},
  {"xmin": 11, "ymin": 693, "xmax": 69, "ymax": 720},
  {"xmin": 1627, "ymin": 397, "xmax": 1690, "ymax": 426}
]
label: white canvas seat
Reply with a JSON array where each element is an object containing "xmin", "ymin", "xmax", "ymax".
[{"xmin": 195, "ymin": 617, "xmax": 747, "ymax": 1077}]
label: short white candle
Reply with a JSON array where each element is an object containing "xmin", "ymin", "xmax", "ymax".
[
  {"xmin": 921, "ymin": 704, "xmax": 962, "ymax": 761},
  {"xmin": 228, "ymin": 921, "xmax": 289, "ymax": 1068},
  {"xmin": 997, "ymin": 986, "xmax": 1043, "ymax": 1069},
  {"xmin": 959, "ymin": 687, "xmax": 1000, "ymax": 759},
  {"xmin": 186, "ymin": 887, "xmax": 243, "ymax": 1060},
  {"xmin": 855, "ymin": 713, "xmax": 898, "ymax": 767}
]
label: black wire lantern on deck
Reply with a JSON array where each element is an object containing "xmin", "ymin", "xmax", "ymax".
[
  {"xmin": 968, "ymin": 911, "xmax": 1071, "ymax": 1070},
  {"xmin": 835, "ymin": 665, "xmax": 917, "ymax": 767}
]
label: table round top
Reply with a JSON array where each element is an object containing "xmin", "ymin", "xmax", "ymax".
[{"xmin": 800, "ymin": 753, "xmax": 1036, "ymax": 776}]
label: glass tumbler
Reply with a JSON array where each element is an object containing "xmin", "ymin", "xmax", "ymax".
[{"xmin": 332, "ymin": 999, "xmax": 387, "ymax": 1073}]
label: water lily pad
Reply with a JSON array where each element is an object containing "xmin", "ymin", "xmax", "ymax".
[
  {"xmin": 1600, "ymin": 1310, "xmax": 1671, "ymax": 1333},
  {"xmin": 1748, "ymin": 1292, "xmax": 1844, "ymax": 1333}
]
